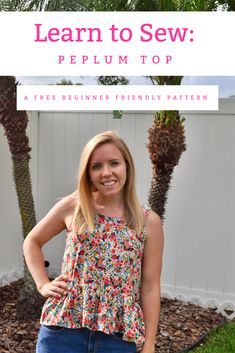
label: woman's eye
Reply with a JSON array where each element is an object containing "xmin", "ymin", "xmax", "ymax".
[
  {"xmin": 92, "ymin": 164, "xmax": 101, "ymax": 170},
  {"xmin": 111, "ymin": 161, "xmax": 119, "ymax": 166}
]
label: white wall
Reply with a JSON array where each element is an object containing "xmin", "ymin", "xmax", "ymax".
[
  {"xmin": 0, "ymin": 124, "xmax": 23, "ymax": 283},
  {"xmin": 162, "ymin": 106, "xmax": 235, "ymax": 317},
  {"xmin": 1, "ymin": 101, "xmax": 235, "ymax": 318}
]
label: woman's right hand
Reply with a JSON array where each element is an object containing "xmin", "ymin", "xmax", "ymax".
[{"xmin": 38, "ymin": 274, "xmax": 69, "ymax": 298}]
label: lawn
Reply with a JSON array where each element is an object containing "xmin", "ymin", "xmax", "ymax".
[{"xmin": 191, "ymin": 321, "xmax": 235, "ymax": 353}]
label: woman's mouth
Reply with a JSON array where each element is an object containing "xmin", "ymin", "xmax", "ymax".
[{"xmin": 101, "ymin": 180, "xmax": 117, "ymax": 186}]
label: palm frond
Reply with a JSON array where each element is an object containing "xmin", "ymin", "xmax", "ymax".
[
  {"xmin": 0, "ymin": 0, "xmax": 32, "ymax": 11},
  {"xmin": 150, "ymin": 76, "xmax": 183, "ymax": 86}
]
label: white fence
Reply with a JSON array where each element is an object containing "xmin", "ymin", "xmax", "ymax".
[{"xmin": 0, "ymin": 100, "xmax": 235, "ymax": 318}]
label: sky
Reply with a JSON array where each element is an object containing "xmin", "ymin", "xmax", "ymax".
[{"xmin": 16, "ymin": 76, "xmax": 235, "ymax": 98}]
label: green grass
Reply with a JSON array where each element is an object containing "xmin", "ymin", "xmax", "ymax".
[{"xmin": 191, "ymin": 321, "xmax": 235, "ymax": 353}]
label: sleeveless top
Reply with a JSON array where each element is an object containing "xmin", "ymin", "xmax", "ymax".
[{"xmin": 40, "ymin": 209, "xmax": 150, "ymax": 349}]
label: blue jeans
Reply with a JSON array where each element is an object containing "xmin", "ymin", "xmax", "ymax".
[{"xmin": 36, "ymin": 326, "xmax": 137, "ymax": 353}]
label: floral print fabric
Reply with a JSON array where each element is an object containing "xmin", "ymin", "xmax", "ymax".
[{"xmin": 40, "ymin": 210, "xmax": 149, "ymax": 347}]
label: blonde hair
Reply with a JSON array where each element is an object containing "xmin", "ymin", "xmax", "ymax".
[{"xmin": 72, "ymin": 131, "xmax": 144, "ymax": 234}]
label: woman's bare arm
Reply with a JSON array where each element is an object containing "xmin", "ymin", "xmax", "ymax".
[
  {"xmin": 140, "ymin": 211, "xmax": 164, "ymax": 353},
  {"xmin": 23, "ymin": 195, "xmax": 75, "ymax": 297}
]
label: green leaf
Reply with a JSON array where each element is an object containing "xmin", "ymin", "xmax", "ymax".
[{"xmin": 113, "ymin": 110, "xmax": 123, "ymax": 119}]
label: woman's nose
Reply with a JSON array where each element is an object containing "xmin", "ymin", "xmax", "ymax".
[{"xmin": 101, "ymin": 164, "xmax": 112, "ymax": 176}]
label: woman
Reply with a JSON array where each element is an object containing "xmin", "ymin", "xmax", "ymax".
[{"xmin": 23, "ymin": 131, "xmax": 164, "ymax": 353}]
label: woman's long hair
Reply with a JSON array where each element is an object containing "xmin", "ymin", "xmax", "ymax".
[{"xmin": 72, "ymin": 131, "xmax": 144, "ymax": 234}]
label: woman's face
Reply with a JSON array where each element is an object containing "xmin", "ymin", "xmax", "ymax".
[{"xmin": 88, "ymin": 143, "xmax": 127, "ymax": 199}]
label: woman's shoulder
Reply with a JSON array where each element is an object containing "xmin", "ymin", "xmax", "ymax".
[
  {"xmin": 52, "ymin": 194, "xmax": 77, "ymax": 230},
  {"xmin": 143, "ymin": 209, "xmax": 163, "ymax": 241},
  {"xmin": 57, "ymin": 193, "xmax": 77, "ymax": 210},
  {"xmin": 145, "ymin": 209, "xmax": 161, "ymax": 224},
  {"xmin": 141, "ymin": 206, "xmax": 161, "ymax": 225},
  {"xmin": 49, "ymin": 194, "xmax": 76, "ymax": 219}
]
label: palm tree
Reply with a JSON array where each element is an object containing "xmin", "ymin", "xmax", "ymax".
[
  {"xmin": 146, "ymin": 76, "xmax": 186, "ymax": 220},
  {"xmin": 0, "ymin": 76, "xmax": 44, "ymax": 319},
  {"xmin": 147, "ymin": 108, "xmax": 186, "ymax": 220},
  {"xmin": 0, "ymin": 0, "xmax": 130, "ymax": 11},
  {"xmin": 39, "ymin": 0, "xmax": 235, "ymax": 11},
  {"xmin": 0, "ymin": 0, "xmax": 232, "ymax": 12}
]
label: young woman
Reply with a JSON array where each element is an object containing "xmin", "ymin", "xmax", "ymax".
[{"xmin": 23, "ymin": 131, "xmax": 164, "ymax": 353}]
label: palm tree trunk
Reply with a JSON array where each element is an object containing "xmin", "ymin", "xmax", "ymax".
[
  {"xmin": 12, "ymin": 156, "xmax": 45, "ymax": 319},
  {"xmin": 148, "ymin": 172, "xmax": 172, "ymax": 220},
  {"xmin": 0, "ymin": 76, "xmax": 44, "ymax": 319},
  {"xmin": 12, "ymin": 156, "xmax": 36, "ymax": 236}
]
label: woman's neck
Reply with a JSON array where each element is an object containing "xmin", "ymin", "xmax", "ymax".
[{"xmin": 93, "ymin": 192, "xmax": 125, "ymax": 217}]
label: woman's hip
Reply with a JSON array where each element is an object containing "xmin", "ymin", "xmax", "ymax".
[{"xmin": 36, "ymin": 325, "xmax": 137, "ymax": 353}]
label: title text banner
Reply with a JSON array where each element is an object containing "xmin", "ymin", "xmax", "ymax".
[{"xmin": 0, "ymin": 12, "xmax": 234, "ymax": 75}]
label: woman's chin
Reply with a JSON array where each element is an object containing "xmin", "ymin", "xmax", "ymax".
[{"xmin": 100, "ymin": 188, "xmax": 122, "ymax": 198}]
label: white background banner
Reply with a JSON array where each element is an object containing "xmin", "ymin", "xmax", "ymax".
[
  {"xmin": 0, "ymin": 12, "xmax": 234, "ymax": 75},
  {"xmin": 17, "ymin": 85, "xmax": 218, "ymax": 110}
]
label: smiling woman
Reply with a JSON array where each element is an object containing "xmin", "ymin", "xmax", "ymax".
[
  {"xmin": 74, "ymin": 131, "xmax": 143, "ymax": 234},
  {"xmin": 23, "ymin": 130, "xmax": 164, "ymax": 353}
]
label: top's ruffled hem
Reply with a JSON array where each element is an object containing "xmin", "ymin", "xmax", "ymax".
[{"xmin": 40, "ymin": 293, "xmax": 145, "ymax": 345}]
